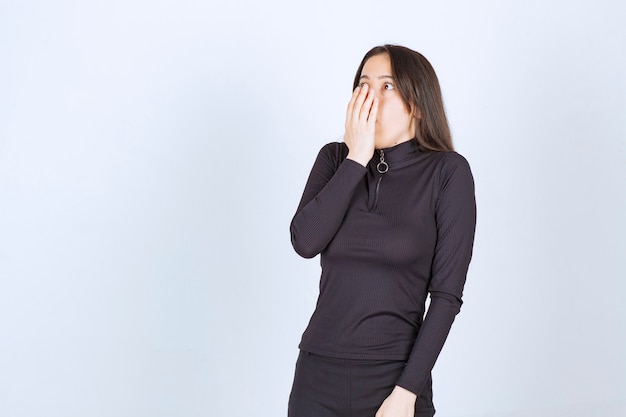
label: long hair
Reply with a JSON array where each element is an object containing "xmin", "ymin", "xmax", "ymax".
[{"xmin": 353, "ymin": 45, "xmax": 454, "ymax": 152}]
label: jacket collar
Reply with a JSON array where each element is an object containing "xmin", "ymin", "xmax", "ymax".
[{"xmin": 373, "ymin": 138, "xmax": 421, "ymax": 166}]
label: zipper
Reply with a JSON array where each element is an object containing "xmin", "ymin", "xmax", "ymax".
[
  {"xmin": 370, "ymin": 149, "xmax": 388, "ymax": 211},
  {"xmin": 376, "ymin": 149, "xmax": 389, "ymax": 174}
]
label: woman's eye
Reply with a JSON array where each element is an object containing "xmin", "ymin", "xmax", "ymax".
[{"xmin": 384, "ymin": 83, "xmax": 394, "ymax": 90}]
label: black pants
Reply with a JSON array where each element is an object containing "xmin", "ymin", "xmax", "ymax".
[{"xmin": 288, "ymin": 351, "xmax": 435, "ymax": 417}]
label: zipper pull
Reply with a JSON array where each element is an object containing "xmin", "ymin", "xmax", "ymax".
[{"xmin": 376, "ymin": 149, "xmax": 389, "ymax": 174}]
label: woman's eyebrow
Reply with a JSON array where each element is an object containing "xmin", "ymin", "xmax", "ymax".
[{"xmin": 359, "ymin": 74, "xmax": 394, "ymax": 80}]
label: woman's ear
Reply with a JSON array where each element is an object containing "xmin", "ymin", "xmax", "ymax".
[{"xmin": 412, "ymin": 106, "xmax": 421, "ymax": 120}]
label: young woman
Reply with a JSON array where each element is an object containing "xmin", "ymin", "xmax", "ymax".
[{"xmin": 288, "ymin": 44, "xmax": 476, "ymax": 417}]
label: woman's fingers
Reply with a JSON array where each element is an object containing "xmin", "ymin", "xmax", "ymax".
[
  {"xmin": 347, "ymin": 84, "xmax": 372, "ymax": 125},
  {"xmin": 346, "ymin": 85, "xmax": 361, "ymax": 121},
  {"xmin": 367, "ymin": 96, "xmax": 378, "ymax": 127},
  {"xmin": 354, "ymin": 84, "xmax": 369, "ymax": 116},
  {"xmin": 344, "ymin": 84, "xmax": 376, "ymax": 166},
  {"xmin": 360, "ymin": 87, "xmax": 376, "ymax": 122}
]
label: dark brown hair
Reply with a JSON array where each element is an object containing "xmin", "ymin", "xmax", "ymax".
[{"xmin": 353, "ymin": 45, "xmax": 454, "ymax": 152}]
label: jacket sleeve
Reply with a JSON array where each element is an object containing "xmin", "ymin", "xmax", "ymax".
[
  {"xmin": 395, "ymin": 152, "xmax": 477, "ymax": 396},
  {"xmin": 290, "ymin": 143, "xmax": 367, "ymax": 258}
]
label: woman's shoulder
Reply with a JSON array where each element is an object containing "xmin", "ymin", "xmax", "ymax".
[
  {"xmin": 422, "ymin": 150, "xmax": 474, "ymax": 188},
  {"xmin": 319, "ymin": 141, "xmax": 349, "ymax": 154},
  {"xmin": 426, "ymin": 150, "xmax": 472, "ymax": 172},
  {"xmin": 316, "ymin": 141, "xmax": 349, "ymax": 163},
  {"xmin": 427, "ymin": 149, "xmax": 470, "ymax": 164}
]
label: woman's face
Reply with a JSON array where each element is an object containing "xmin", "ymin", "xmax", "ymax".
[{"xmin": 359, "ymin": 53, "xmax": 416, "ymax": 149}]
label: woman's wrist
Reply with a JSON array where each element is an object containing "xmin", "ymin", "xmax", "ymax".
[
  {"xmin": 346, "ymin": 151, "xmax": 372, "ymax": 167},
  {"xmin": 391, "ymin": 385, "xmax": 417, "ymax": 403}
]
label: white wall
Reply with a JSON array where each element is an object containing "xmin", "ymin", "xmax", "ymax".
[{"xmin": 1, "ymin": 1, "xmax": 625, "ymax": 416}]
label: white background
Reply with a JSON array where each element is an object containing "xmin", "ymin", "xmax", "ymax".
[{"xmin": 1, "ymin": 1, "xmax": 625, "ymax": 416}]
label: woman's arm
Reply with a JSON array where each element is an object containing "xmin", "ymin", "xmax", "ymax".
[
  {"xmin": 290, "ymin": 144, "xmax": 366, "ymax": 258},
  {"xmin": 290, "ymin": 84, "xmax": 378, "ymax": 258},
  {"xmin": 395, "ymin": 152, "xmax": 477, "ymax": 396}
]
